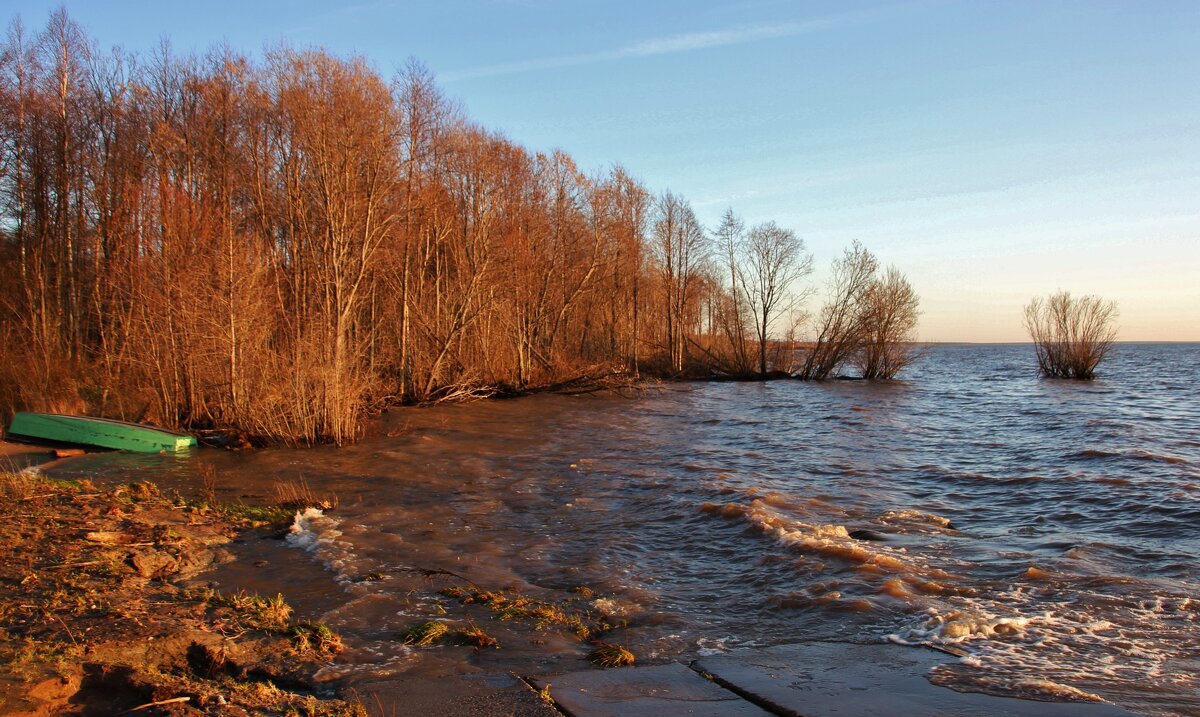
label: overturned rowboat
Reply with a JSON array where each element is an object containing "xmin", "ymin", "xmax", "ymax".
[{"xmin": 5, "ymin": 412, "xmax": 197, "ymax": 453}]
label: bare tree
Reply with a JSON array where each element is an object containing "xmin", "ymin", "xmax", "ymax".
[
  {"xmin": 856, "ymin": 266, "xmax": 919, "ymax": 379},
  {"xmin": 1024, "ymin": 291, "xmax": 1118, "ymax": 379},
  {"xmin": 736, "ymin": 221, "xmax": 812, "ymax": 375},
  {"xmin": 607, "ymin": 165, "xmax": 649, "ymax": 376},
  {"xmin": 713, "ymin": 207, "xmax": 751, "ymax": 373},
  {"xmin": 9, "ymin": 11, "xmax": 941, "ymax": 442},
  {"xmin": 798, "ymin": 241, "xmax": 877, "ymax": 380},
  {"xmin": 653, "ymin": 191, "xmax": 707, "ymax": 374}
]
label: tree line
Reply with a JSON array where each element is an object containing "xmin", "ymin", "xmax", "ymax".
[{"xmin": 0, "ymin": 11, "xmax": 920, "ymax": 443}]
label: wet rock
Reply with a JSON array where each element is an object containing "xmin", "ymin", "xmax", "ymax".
[
  {"xmin": 848, "ymin": 529, "xmax": 889, "ymax": 542},
  {"xmin": 692, "ymin": 642, "xmax": 1139, "ymax": 717},
  {"xmin": 355, "ymin": 672, "xmax": 558, "ymax": 717},
  {"xmin": 531, "ymin": 663, "xmax": 773, "ymax": 717}
]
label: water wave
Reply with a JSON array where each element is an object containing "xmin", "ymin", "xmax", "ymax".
[
  {"xmin": 887, "ymin": 581, "xmax": 1199, "ymax": 705},
  {"xmin": 285, "ymin": 508, "xmax": 359, "ymax": 585}
]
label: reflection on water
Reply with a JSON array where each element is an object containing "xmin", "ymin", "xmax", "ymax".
[{"xmin": 47, "ymin": 344, "xmax": 1200, "ymax": 716}]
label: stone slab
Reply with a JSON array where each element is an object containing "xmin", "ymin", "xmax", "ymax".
[
  {"xmin": 353, "ymin": 672, "xmax": 559, "ymax": 717},
  {"xmin": 692, "ymin": 642, "xmax": 1139, "ymax": 717},
  {"xmin": 531, "ymin": 662, "xmax": 775, "ymax": 717}
]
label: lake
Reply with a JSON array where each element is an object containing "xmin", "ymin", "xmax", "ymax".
[{"xmin": 48, "ymin": 343, "xmax": 1200, "ymax": 716}]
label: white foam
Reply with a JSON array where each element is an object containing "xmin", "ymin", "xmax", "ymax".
[
  {"xmin": 889, "ymin": 608, "xmax": 1033, "ymax": 644},
  {"xmin": 889, "ymin": 583, "xmax": 1199, "ymax": 701},
  {"xmin": 696, "ymin": 635, "xmax": 754, "ymax": 657},
  {"xmin": 880, "ymin": 509, "xmax": 954, "ymax": 529},
  {"xmin": 285, "ymin": 508, "xmax": 358, "ymax": 584},
  {"xmin": 592, "ymin": 597, "xmax": 639, "ymax": 617},
  {"xmin": 1010, "ymin": 678, "xmax": 1105, "ymax": 702},
  {"xmin": 714, "ymin": 499, "xmax": 921, "ymax": 575}
]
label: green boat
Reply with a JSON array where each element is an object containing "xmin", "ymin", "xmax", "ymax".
[{"xmin": 5, "ymin": 412, "xmax": 197, "ymax": 453}]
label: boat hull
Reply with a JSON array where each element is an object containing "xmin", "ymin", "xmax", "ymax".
[{"xmin": 6, "ymin": 413, "xmax": 197, "ymax": 453}]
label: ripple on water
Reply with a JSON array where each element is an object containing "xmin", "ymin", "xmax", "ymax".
[{"xmin": 71, "ymin": 343, "xmax": 1200, "ymax": 717}]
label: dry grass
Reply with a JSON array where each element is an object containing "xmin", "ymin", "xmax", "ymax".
[
  {"xmin": 186, "ymin": 588, "xmax": 296, "ymax": 632},
  {"xmin": 457, "ymin": 623, "xmax": 499, "ymax": 649},
  {"xmin": 275, "ymin": 476, "xmax": 337, "ymax": 510},
  {"xmin": 437, "ymin": 585, "xmax": 624, "ymax": 646},
  {"xmin": 292, "ymin": 622, "xmax": 345, "ymax": 657},
  {"xmin": 0, "ymin": 475, "xmax": 358, "ymax": 715},
  {"xmin": 401, "ymin": 620, "xmax": 450, "ymax": 646},
  {"xmin": 588, "ymin": 643, "xmax": 636, "ymax": 668}
]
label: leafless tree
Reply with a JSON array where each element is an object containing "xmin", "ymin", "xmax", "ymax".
[
  {"xmin": 0, "ymin": 10, "xmax": 932, "ymax": 442},
  {"xmin": 653, "ymin": 191, "xmax": 707, "ymax": 374},
  {"xmin": 856, "ymin": 266, "xmax": 919, "ymax": 379},
  {"xmin": 607, "ymin": 165, "xmax": 649, "ymax": 376},
  {"xmin": 737, "ymin": 221, "xmax": 812, "ymax": 375},
  {"xmin": 798, "ymin": 241, "xmax": 877, "ymax": 380},
  {"xmin": 1024, "ymin": 291, "xmax": 1118, "ymax": 379},
  {"xmin": 712, "ymin": 208, "xmax": 752, "ymax": 373}
]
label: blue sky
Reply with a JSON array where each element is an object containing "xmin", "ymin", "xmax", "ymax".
[{"xmin": 4, "ymin": 0, "xmax": 1197, "ymax": 341}]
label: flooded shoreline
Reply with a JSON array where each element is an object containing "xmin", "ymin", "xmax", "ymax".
[{"xmin": 41, "ymin": 344, "xmax": 1200, "ymax": 716}]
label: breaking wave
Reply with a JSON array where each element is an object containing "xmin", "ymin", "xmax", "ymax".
[{"xmin": 285, "ymin": 508, "xmax": 359, "ymax": 585}]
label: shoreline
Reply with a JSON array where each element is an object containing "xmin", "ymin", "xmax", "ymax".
[
  {"xmin": 0, "ymin": 458, "xmax": 1139, "ymax": 716},
  {"xmin": 0, "ymin": 436, "xmax": 1166, "ymax": 714},
  {"xmin": 0, "ymin": 463, "xmax": 368, "ymax": 716}
]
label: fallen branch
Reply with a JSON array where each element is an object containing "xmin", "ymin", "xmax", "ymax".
[{"xmin": 123, "ymin": 696, "xmax": 191, "ymax": 713}]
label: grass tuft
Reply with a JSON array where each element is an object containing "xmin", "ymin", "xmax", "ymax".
[
  {"xmin": 588, "ymin": 642, "xmax": 635, "ymax": 668},
  {"xmin": 291, "ymin": 622, "xmax": 344, "ymax": 656},
  {"xmin": 401, "ymin": 620, "xmax": 449, "ymax": 646},
  {"xmin": 457, "ymin": 624, "xmax": 499, "ymax": 649},
  {"xmin": 190, "ymin": 588, "xmax": 294, "ymax": 632}
]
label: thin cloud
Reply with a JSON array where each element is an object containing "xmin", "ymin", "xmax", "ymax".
[{"xmin": 443, "ymin": 12, "xmax": 866, "ymax": 82}]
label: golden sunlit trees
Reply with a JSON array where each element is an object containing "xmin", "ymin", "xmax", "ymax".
[
  {"xmin": 713, "ymin": 208, "xmax": 752, "ymax": 374},
  {"xmin": 386, "ymin": 58, "xmax": 460, "ymax": 402},
  {"xmin": 1024, "ymin": 291, "xmax": 1118, "ymax": 380},
  {"xmin": 652, "ymin": 191, "xmax": 707, "ymax": 374},
  {"xmin": 271, "ymin": 49, "xmax": 402, "ymax": 442},
  {"xmin": 799, "ymin": 241, "xmax": 878, "ymax": 380},
  {"xmin": 607, "ymin": 166, "xmax": 650, "ymax": 374},
  {"xmin": 0, "ymin": 9, "xmax": 926, "ymax": 441}
]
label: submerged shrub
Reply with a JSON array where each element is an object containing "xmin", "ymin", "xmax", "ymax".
[{"xmin": 1024, "ymin": 292, "xmax": 1118, "ymax": 380}]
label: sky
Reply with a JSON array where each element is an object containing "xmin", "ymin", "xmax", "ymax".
[{"xmin": 3, "ymin": 0, "xmax": 1197, "ymax": 342}]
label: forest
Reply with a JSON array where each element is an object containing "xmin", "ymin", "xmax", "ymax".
[{"xmin": 0, "ymin": 10, "xmax": 918, "ymax": 443}]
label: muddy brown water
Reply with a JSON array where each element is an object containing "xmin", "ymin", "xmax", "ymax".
[{"xmin": 45, "ymin": 344, "xmax": 1200, "ymax": 716}]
